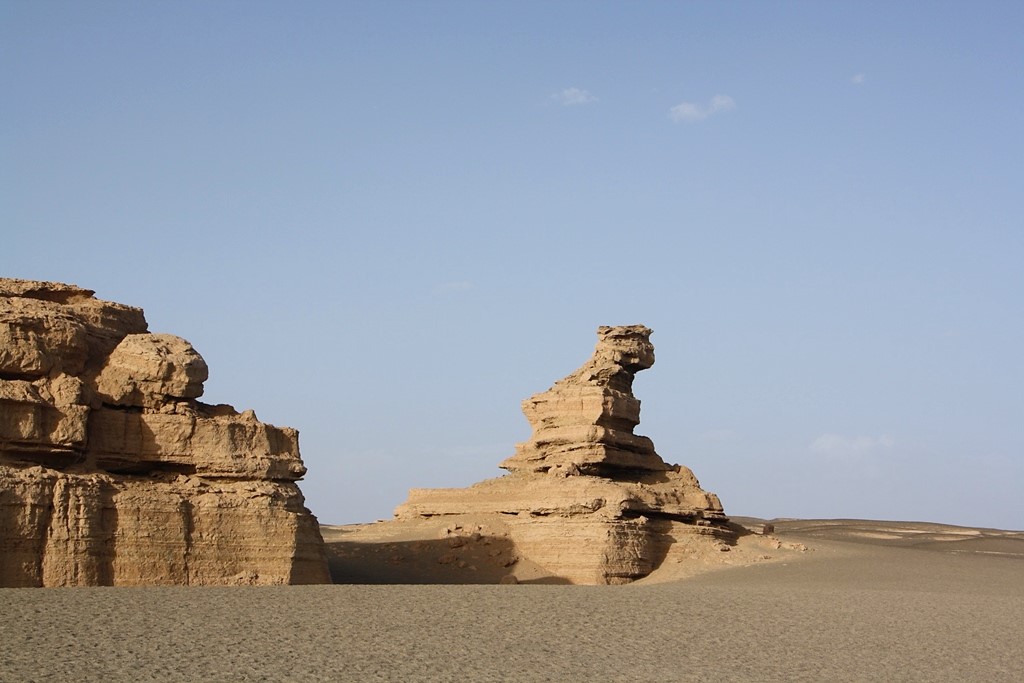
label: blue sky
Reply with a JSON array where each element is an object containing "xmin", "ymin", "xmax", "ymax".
[{"xmin": 3, "ymin": 1, "xmax": 1022, "ymax": 529}]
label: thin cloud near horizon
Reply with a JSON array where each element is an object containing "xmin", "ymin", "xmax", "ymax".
[
  {"xmin": 810, "ymin": 433, "xmax": 895, "ymax": 459},
  {"xmin": 552, "ymin": 87, "xmax": 597, "ymax": 106},
  {"xmin": 669, "ymin": 94, "xmax": 735, "ymax": 122}
]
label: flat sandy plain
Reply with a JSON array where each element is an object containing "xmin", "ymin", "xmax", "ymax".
[{"xmin": 3, "ymin": 519, "xmax": 1022, "ymax": 682}]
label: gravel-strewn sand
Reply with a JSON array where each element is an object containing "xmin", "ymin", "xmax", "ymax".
[{"xmin": 3, "ymin": 519, "xmax": 1022, "ymax": 682}]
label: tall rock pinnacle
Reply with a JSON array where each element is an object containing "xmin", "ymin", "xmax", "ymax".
[
  {"xmin": 395, "ymin": 325, "xmax": 731, "ymax": 584},
  {"xmin": 502, "ymin": 324, "xmax": 667, "ymax": 475}
]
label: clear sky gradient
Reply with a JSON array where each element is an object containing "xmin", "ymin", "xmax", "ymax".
[{"xmin": 3, "ymin": 1, "xmax": 1022, "ymax": 529}]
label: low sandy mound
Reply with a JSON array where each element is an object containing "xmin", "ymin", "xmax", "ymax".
[
  {"xmin": 322, "ymin": 516, "xmax": 812, "ymax": 585},
  {"xmin": 324, "ymin": 516, "xmax": 1023, "ymax": 585}
]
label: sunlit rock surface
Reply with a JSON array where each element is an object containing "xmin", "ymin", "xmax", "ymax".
[{"xmin": 0, "ymin": 279, "xmax": 329, "ymax": 586}]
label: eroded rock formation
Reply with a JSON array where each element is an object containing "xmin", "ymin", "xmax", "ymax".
[
  {"xmin": 0, "ymin": 279, "xmax": 329, "ymax": 586},
  {"xmin": 394, "ymin": 325, "xmax": 731, "ymax": 584}
]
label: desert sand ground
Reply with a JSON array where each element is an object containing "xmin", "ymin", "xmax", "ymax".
[{"xmin": 2, "ymin": 519, "xmax": 1022, "ymax": 682}]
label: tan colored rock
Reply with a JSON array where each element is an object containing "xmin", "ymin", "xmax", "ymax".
[
  {"xmin": 94, "ymin": 333, "xmax": 209, "ymax": 408},
  {"xmin": 501, "ymin": 325, "xmax": 668, "ymax": 474},
  {"xmin": 87, "ymin": 406, "xmax": 307, "ymax": 480},
  {"xmin": 0, "ymin": 279, "xmax": 329, "ymax": 587},
  {"xmin": 394, "ymin": 325, "xmax": 731, "ymax": 584},
  {"xmin": 0, "ymin": 298, "xmax": 90, "ymax": 378},
  {"xmin": 0, "ymin": 279, "xmax": 148, "ymax": 374},
  {"xmin": 0, "ymin": 377, "xmax": 89, "ymax": 463}
]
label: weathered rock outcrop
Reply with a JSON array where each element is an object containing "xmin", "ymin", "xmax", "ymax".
[
  {"xmin": 394, "ymin": 325, "xmax": 731, "ymax": 584},
  {"xmin": 0, "ymin": 279, "xmax": 329, "ymax": 586}
]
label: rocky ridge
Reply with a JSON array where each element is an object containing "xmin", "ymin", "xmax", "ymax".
[
  {"xmin": 0, "ymin": 279, "xmax": 329, "ymax": 586},
  {"xmin": 394, "ymin": 325, "xmax": 731, "ymax": 584}
]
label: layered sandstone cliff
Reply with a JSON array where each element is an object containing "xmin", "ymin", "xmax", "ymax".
[
  {"xmin": 0, "ymin": 279, "xmax": 329, "ymax": 586},
  {"xmin": 394, "ymin": 325, "xmax": 731, "ymax": 584}
]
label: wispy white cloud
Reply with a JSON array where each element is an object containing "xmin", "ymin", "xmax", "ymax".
[
  {"xmin": 669, "ymin": 94, "xmax": 735, "ymax": 123},
  {"xmin": 552, "ymin": 87, "xmax": 597, "ymax": 106},
  {"xmin": 851, "ymin": 73, "xmax": 866, "ymax": 85},
  {"xmin": 810, "ymin": 433, "xmax": 894, "ymax": 459},
  {"xmin": 432, "ymin": 280, "xmax": 474, "ymax": 295}
]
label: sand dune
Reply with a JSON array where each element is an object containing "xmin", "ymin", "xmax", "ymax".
[{"xmin": 3, "ymin": 518, "xmax": 1022, "ymax": 682}]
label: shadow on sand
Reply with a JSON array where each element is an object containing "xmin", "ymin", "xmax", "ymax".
[{"xmin": 326, "ymin": 535, "xmax": 572, "ymax": 585}]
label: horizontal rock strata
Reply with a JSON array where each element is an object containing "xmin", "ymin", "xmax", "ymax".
[
  {"xmin": 395, "ymin": 325, "xmax": 731, "ymax": 584},
  {"xmin": 0, "ymin": 279, "xmax": 329, "ymax": 586}
]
